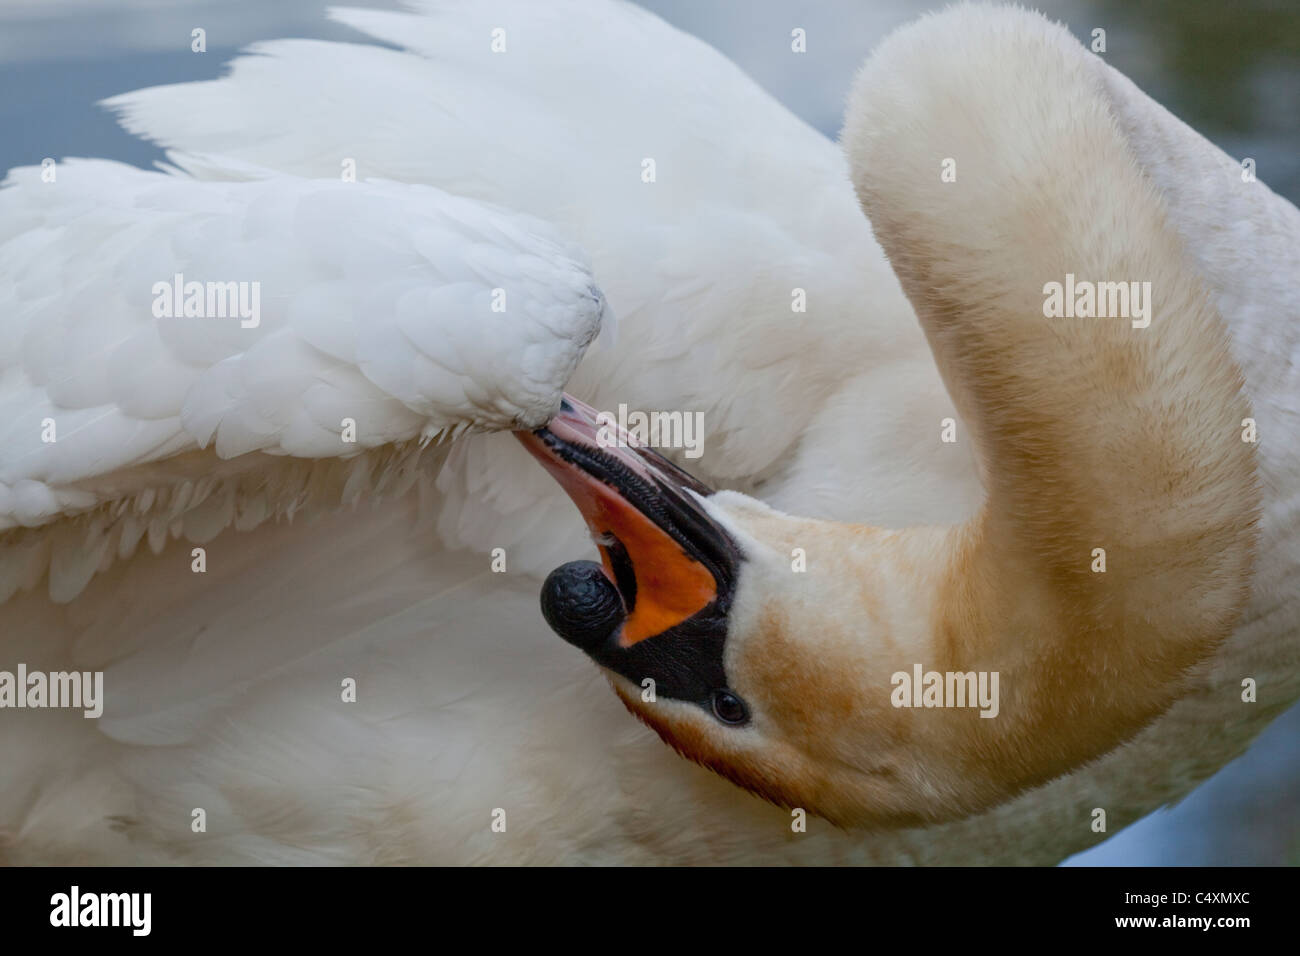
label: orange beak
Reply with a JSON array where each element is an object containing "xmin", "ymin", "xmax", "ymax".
[{"xmin": 516, "ymin": 395, "xmax": 732, "ymax": 648}]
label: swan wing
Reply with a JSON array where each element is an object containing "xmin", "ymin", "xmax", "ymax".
[
  {"xmin": 0, "ymin": 157, "xmax": 610, "ymax": 860},
  {"xmin": 0, "ymin": 159, "xmax": 606, "ymax": 602}
]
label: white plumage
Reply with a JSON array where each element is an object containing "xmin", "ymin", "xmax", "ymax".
[
  {"xmin": 0, "ymin": 159, "xmax": 605, "ymax": 599},
  {"xmin": 0, "ymin": 0, "xmax": 1295, "ymax": 864}
]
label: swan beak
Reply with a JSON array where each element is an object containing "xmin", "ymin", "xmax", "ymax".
[{"xmin": 516, "ymin": 394, "xmax": 734, "ymax": 649}]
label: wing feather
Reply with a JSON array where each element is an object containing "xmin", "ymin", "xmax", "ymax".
[{"xmin": 0, "ymin": 159, "xmax": 607, "ymax": 598}]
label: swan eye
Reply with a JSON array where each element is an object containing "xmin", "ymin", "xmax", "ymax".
[{"xmin": 711, "ymin": 689, "xmax": 749, "ymax": 725}]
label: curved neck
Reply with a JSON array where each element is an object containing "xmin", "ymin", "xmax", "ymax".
[{"xmin": 779, "ymin": 9, "xmax": 1265, "ymax": 822}]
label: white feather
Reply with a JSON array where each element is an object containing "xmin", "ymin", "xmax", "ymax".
[{"xmin": 0, "ymin": 159, "xmax": 607, "ymax": 595}]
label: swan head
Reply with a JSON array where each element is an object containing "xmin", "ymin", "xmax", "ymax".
[
  {"xmin": 517, "ymin": 396, "xmax": 967, "ymax": 827},
  {"xmin": 519, "ymin": 353, "xmax": 1257, "ymax": 830}
]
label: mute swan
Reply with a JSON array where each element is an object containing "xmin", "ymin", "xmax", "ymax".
[{"xmin": 1, "ymin": 1, "xmax": 1295, "ymax": 864}]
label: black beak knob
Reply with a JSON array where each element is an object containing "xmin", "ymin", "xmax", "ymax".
[{"xmin": 540, "ymin": 560, "xmax": 626, "ymax": 653}]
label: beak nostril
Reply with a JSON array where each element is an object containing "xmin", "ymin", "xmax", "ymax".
[
  {"xmin": 540, "ymin": 560, "xmax": 626, "ymax": 653},
  {"xmin": 600, "ymin": 534, "xmax": 638, "ymax": 612}
]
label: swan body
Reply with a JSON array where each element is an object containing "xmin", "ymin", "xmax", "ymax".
[{"xmin": 0, "ymin": 1, "xmax": 1295, "ymax": 864}]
